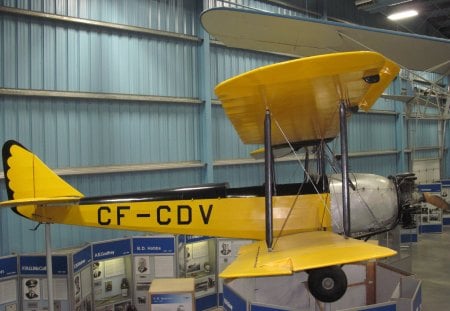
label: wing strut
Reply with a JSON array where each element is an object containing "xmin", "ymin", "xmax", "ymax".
[
  {"xmin": 339, "ymin": 101, "xmax": 351, "ymax": 237},
  {"xmin": 264, "ymin": 109, "xmax": 274, "ymax": 250}
]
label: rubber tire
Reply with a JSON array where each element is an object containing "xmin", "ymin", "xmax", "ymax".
[{"xmin": 307, "ymin": 266, "xmax": 347, "ymax": 303}]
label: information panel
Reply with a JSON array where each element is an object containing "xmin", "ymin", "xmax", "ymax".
[
  {"xmin": 0, "ymin": 256, "xmax": 18, "ymax": 311},
  {"xmin": 132, "ymin": 236, "xmax": 176, "ymax": 311}
]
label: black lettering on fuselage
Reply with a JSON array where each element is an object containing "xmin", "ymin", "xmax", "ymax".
[
  {"xmin": 177, "ymin": 205, "xmax": 192, "ymax": 224},
  {"xmin": 199, "ymin": 204, "xmax": 213, "ymax": 224},
  {"xmin": 96, "ymin": 204, "xmax": 214, "ymax": 226},
  {"xmin": 157, "ymin": 205, "xmax": 171, "ymax": 225},
  {"xmin": 117, "ymin": 206, "xmax": 130, "ymax": 225},
  {"xmin": 98, "ymin": 206, "xmax": 111, "ymax": 225}
]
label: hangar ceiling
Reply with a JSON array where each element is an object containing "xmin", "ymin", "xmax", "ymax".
[{"xmin": 265, "ymin": 0, "xmax": 450, "ymax": 39}]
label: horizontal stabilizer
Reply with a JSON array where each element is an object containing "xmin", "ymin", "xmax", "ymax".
[
  {"xmin": 220, "ymin": 231, "xmax": 396, "ymax": 278},
  {"xmin": 0, "ymin": 197, "xmax": 80, "ymax": 208}
]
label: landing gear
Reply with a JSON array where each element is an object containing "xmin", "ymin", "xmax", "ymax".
[{"xmin": 307, "ymin": 266, "xmax": 347, "ymax": 303}]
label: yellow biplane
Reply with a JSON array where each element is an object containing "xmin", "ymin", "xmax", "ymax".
[{"xmin": 1, "ymin": 51, "xmax": 400, "ymax": 302}]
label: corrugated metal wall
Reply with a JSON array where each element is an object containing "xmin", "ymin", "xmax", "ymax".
[
  {"xmin": 0, "ymin": 0, "xmax": 204, "ymax": 255},
  {"xmin": 0, "ymin": 0, "xmax": 448, "ymax": 255}
]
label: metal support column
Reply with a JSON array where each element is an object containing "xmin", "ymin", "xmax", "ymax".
[
  {"xmin": 339, "ymin": 102, "xmax": 351, "ymax": 237},
  {"xmin": 199, "ymin": 0, "xmax": 213, "ymax": 183},
  {"xmin": 45, "ymin": 223, "xmax": 54, "ymax": 311},
  {"xmin": 264, "ymin": 110, "xmax": 274, "ymax": 250}
]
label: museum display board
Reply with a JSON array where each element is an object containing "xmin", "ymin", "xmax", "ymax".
[
  {"xmin": 72, "ymin": 244, "xmax": 93, "ymax": 311},
  {"xmin": 417, "ymin": 183, "xmax": 443, "ymax": 233},
  {"xmin": 217, "ymin": 238, "xmax": 252, "ymax": 306},
  {"xmin": 0, "ymin": 256, "xmax": 18, "ymax": 311},
  {"xmin": 178, "ymin": 236, "xmax": 217, "ymax": 310},
  {"xmin": 20, "ymin": 254, "xmax": 70, "ymax": 311},
  {"xmin": 131, "ymin": 235, "xmax": 176, "ymax": 311},
  {"xmin": 0, "ymin": 234, "xmax": 232, "ymax": 310},
  {"xmin": 91, "ymin": 238, "xmax": 132, "ymax": 311},
  {"xmin": 440, "ymin": 179, "xmax": 450, "ymax": 225}
]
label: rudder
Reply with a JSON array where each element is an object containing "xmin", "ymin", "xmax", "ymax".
[{"xmin": 2, "ymin": 140, "xmax": 83, "ymax": 200}]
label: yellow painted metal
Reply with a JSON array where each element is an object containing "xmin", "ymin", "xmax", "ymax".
[
  {"xmin": 5, "ymin": 143, "xmax": 83, "ymax": 199},
  {"xmin": 219, "ymin": 231, "xmax": 397, "ymax": 278},
  {"xmin": 215, "ymin": 51, "xmax": 400, "ymax": 145},
  {"xmin": 12, "ymin": 193, "xmax": 330, "ymax": 240}
]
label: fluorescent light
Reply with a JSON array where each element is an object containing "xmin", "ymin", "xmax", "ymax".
[{"xmin": 387, "ymin": 9, "xmax": 418, "ymax": 21}]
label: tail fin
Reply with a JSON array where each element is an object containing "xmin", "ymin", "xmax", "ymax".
[{"xmin": 2, "ymin": 140, "xmax": 83, "ymax": 201}]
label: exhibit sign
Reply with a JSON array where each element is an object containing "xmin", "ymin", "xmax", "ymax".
[
  {"xmin": 0, "ymin": 256, "xmax": 18, "ymax": 311},
  {"xmin": 20, "ymin": 255, "xmax": 68, "ymax": 276},
  {"xmin": 150, "ymin": 293, "xmax": 193, "ymax": 311},
  {"xmin": 92, "ymin": 238, "xmax": 131, "ymax": 261},
  {"xmin": 133, "ymin": 236, "xmax": 175, "ymax": 254},
  {"xmin": 73, "ymin": 245, "xmax": 92, "ymax": 273},
  {"xmin": 417, "ymin": 183, "xmax": 441, "ymax": 193}
]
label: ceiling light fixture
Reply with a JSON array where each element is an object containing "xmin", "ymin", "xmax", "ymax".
[{"xmin": 387, "ymin": 9, "xmax": 418, "ymax": 21}]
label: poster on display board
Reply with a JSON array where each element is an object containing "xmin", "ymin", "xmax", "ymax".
[
  {"xmin": 440, "ymin": 180, "xmax": 450, "ymax": 224},
  {"xmin": 0, "ymin": 256, "xmax": 18, "ymax": 311},
  {"xmin": 72, "ymin": 245, "xmax": 93, "ymax": 310},
  {"xmin": 132, "ymin": 236, "xmax": 176, "ymax": 311},
  {"xmin": 217, "ymin": 239, "xmax": 252, "ymax": 294},
  {"xmin": 417, "ymin": 183, "xmax": 443, "ymax": 233},
  {"xmin": 19, "ymin": 255, "xmax": 70, "ymax": 311},
  {"xmin": 178, "ymin": 236, "xmax": 217, "ymax": 310},
  {"xmin": 92, "ymin": 239, "xmax": 132, "ymax": 310}
]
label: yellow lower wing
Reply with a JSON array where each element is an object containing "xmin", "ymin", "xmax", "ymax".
[{"xmin": 220, "ymin": 231, "xmax": 396, "ymax": 278}]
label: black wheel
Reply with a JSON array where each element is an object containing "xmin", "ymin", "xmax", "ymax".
[{"xmin": 307, "ymin": 266, "xmax": 347, "ymax": 303}]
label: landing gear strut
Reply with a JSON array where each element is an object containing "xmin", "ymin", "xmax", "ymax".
[{"xmin": 307, "ymin": 266, "xmax": 347, "ymax": 303}]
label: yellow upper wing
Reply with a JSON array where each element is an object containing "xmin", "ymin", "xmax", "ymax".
[
  {"xmin": 215, "ymin": 51, "xmax": 399, "ymax": 145},
  {"xmin": 220, "ymin": 231, "xmax": 396, "ymax": 278}
]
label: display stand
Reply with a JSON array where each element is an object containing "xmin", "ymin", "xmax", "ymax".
[
  {"xmin": 19, "ymin": 254, "xmax": 70, "ymax": 311},
  {"xmin": 443, "ymin": 213, "xmax": 450, "ymax": 226},
  {"xmin": 149, "ymin": 278, "xmax": 195, "ymax": 311},
  {"xmin": 0, "ymin": 255, "xmax": 19, "ymax": 311},
  {"xmin": 440, "ymin": 179, "xmax": 450, "ymax": 226},
  {"xmin": 223, "ymin": 263, "xmax": 420, "ymax": 311},
  {"xmin": 217, "ymin": 238, "xmax": 252, "ymax": 306},
  {"xmin": 132, "ymin": 235, "xmax": 176, "ymax": 311},
  {"xmin": 92, "ymin": 238, "xmax": 133, "ymax": 310},
  {"xmin": 418, "ymin": 184, "xmax": 444, "ymax": 233},
  {"xmin": 178, "ymin": 236, "xmax": 217, "ymax": 310},
  {"xmin": 71, "ymin": 244, "xmax": 93, "ymax": 310},
  {"xmin": 378, "ymin": 226, "xmax": 412, "ymax": 272}
]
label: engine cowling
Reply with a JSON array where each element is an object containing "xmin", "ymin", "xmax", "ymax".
[{"xmin": 329, "ymin": 173, "xmax": 399, "ymax": 235}]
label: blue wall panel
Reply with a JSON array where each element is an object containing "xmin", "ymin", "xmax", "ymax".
[
  {"xmin": 1, "ymin": 17, "xmax": 199, "ymax": 96},
  {"xmin": 349, "ymin": 113, "xmax": 397, "ymax": 152},
  {"xmin": 349, "ymin": 154, "xmax": 399, "ymax": 177},
  {"xmin": 0, "ymin": 97, "xmax": 200, "ymax": 167}
]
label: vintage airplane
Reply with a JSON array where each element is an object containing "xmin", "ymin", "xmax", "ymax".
[{"xmin": 1, "ymin": 51, "xmax": 403, "ymax": 303}]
